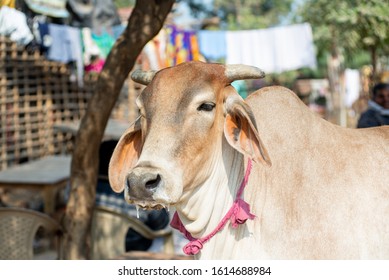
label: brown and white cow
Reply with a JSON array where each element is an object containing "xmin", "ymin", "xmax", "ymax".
[{"xmin": 109, "ymin": 61, "xmax": 389, "ymax": 259}]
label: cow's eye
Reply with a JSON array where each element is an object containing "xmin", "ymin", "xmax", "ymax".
[{"xmin": 197, "ymin": 102, "xmax": 215, "ymax": 112}]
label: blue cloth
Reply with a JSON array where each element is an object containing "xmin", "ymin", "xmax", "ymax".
[
  {"xmin": 48, "ymin": 24, "xmax": 77, "ymax": 63},
  {"xmin": 357, "ymin": 100, "xmax": 389, "ymax": 128},
  {"xmin": 198, "ymin": 30, "xmax": 226, "ymax": 61},
  {"xmin": 47, "ymin": 24, "xmax": 83, "ymax": 86},
  {"xmin": 38, "ymin": 22, "xmax": 50, "ymax": 53},
  {"xmin": 112, "ymin": 24, "xmax": 125, "ymax": 39}
]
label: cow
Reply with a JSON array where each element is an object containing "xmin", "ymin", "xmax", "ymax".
[{"xmin": 108, "ymin": 61, "xmax": 389, "ymax": 259}]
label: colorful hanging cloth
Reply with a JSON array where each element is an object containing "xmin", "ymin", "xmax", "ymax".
[{"xmin": 165, "ymin": 25, "xmax": 200, "ymax": 66}]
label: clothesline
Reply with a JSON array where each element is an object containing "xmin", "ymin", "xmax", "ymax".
[
  {"xmin": 0, "ymin": 5, "xmax": 317, "ymax": 83},
  {"xmin": 139, "ymin": 23, "xmax": 317, "ymax": 74},
  {"xmin": 199, "ymin": 23, "xmax": 317, "ymax": 73}
]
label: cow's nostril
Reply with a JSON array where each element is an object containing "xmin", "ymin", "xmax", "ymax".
[
  {"xmin": 126, "ymin": 170, "xmax": 162, "ymax": 197},
  {"xmin": 145, "ymin": 174, "xmax": 161, "ymax": 190}
]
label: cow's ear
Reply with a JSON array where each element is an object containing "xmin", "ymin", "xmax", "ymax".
[
  {"xmin": 224, "ymin": 94, "xmax": 272, "ymax": 166},
  {"xmin": 109, "ymin": 118, "xmax": 143, "ymax": 192}
]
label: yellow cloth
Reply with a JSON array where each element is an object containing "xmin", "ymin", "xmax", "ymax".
[{"xmin": 0, "ymin": 0, "xmax": 16, "ymax": 8}]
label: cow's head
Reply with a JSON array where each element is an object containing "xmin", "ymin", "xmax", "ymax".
[{"xmin": 109, "ymin": 61, "xmax": 271, "ymax": 209}]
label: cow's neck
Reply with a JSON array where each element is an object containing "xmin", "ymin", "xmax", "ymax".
[{"xmin": 176, "ymin": 145, "xmax": 245, "ymax": 239}]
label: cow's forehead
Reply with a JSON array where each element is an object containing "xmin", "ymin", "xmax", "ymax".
[
  {"xmin": 139, "ymin": 62, "xmax": 229, "ymax": 106},
  {"xmin": 157, "ymin": 61, "xmax": 227, "ymax": 81}
]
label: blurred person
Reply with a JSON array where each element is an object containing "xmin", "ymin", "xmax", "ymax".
[{"xmin": 357, "ymin": 83, "xmax": 389, "ymax": 128}]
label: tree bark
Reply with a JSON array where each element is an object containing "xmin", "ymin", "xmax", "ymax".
[
  {"xmin": 370, "ymin": 46, "xmax": 377, "ymax": 83},
  {"xmin": 327, "ymin": 34, "xmax": 343, "ymax": 125},
  {"xmin": 62, "ymin": 0, "xmax": 174, "ymax": 260}
]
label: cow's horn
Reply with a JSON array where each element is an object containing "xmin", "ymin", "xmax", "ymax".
[
  {"xmin": 131, "ymin": 69, "xmax": 156, "ymax": 85},
  {"xmin": 225, "ymin": 64, "xmax": 265, "ymax": 82}
]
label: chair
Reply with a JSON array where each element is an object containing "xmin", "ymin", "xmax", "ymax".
[
  {"xmin": 91, "ymin": 206, "xmax": 174, "ymax": 260},
  {"xmin": 0, "ymin": 207, "xmax": 63, "ymax": 260}
]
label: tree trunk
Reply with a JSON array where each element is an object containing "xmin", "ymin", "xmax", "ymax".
[
  {"xmin": 62, "ymin": 0, "xmax": 174, "ymax": 260},
  {"xmin": 327, "ymin": 36, "xmax": 343, "ymax": 125},
  {"xmin": 234, "ymin": 0, "xmax": 242, "ymax": 28},
  {"xmin": 370, "ymin": 46, "xmax": 377, "ymax": 83}
]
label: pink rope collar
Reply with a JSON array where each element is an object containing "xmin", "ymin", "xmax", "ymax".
[{"xmin": 170, "ymin": 159, "xmax": 255, "ymax": 256}]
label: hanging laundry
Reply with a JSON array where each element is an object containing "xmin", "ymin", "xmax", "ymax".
[
  {"xmin": 272, "ymin": 23, "xmax": 317, "ymax": 73},
  {"xmin": 82, "ymin": 27, "xmax": 101, "ymax": 65},
  {"xmin": 143, "ymin": 43, "xmax": 160, "ymax": 70},
  {"xmin": 0, "ymin": 0, "xmax": 15, "ymax": 8},
  {"xmin": 141, "ymin": 29, "xmax": 167, "ymax": 70},
  {"xmin": 226, "ymin": 28, "xmax": 276, "ymax": 73},
  {"xmin": 0, "ymin": 6, "xmax": 34, "ymax": 45},
  {"xmin": 344, "ymin": 69, "xmax": 361, "ymax": 108},
  {"xmin": 166, "ymin": 25, "xmax": 200, "ymax": 67},
  {"xmin": 84, "ymin": 56, "xmax": 105, "ymax": 73},
  {"xmin": 197, "ymin": 30, "xmax": 226, "ymax": 62},
  {"xmin": 47, "ymin": 24, "xmax": 83, "ymax": 86},
  {"xmin": 36, "ymin": 22, "xmax": 51, "ymax": 54},
  {"xmin": 91, "ymin": 28, "xmax": 115, "ymax": 58},
  {"xmin": 83, "ymin": 27, "xmax": 106, "ymax": 73},
  {"xmin": 48, "ymin": 24, "xmax": 72, "ymax": 62},
  {"xmin": 112, "ymin": 24, "xmax": 125, "ymax": 40},
  {"xmin": 24, "ymin": 0, "xmax": 69, "ymax": 18},
  {"xmin": 67, "ymin": 26, "xmax": 84, "ymax": 85},
  {"xmin": 226, "ymin": 23, "xmax": 316, "ymax": 74},
  {"xmin": 190, "ymin": 31, "xmax": 200, "ymax": 62},
  {"xmin": 165, "ymin": 27, "xmax": 175, "ymax": 66}
]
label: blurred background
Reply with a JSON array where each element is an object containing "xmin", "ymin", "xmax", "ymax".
[{"xmin": 1, "ymin": 0, "xmax": 388, "ymax": 132}]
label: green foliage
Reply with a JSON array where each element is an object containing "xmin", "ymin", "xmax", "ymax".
[
  {"xmin": 180, "ymin": 0, "xmax": 388, "ymax": 78},
  {"xmin": 214, "ymin": 0, "xmax": 293, "ymax": 29},
  {"xmin": 296, "ymin": 0, "xmax": 389, "ymax": 68},
  {"xmin": 113, "ymin": 0, "xmax": 135, "ymax": 8},
  {"xmin": 178, "ymin": 0, "xmax": 211, "ymax": 18},
  {"xmin": 181, "ymin": 0, "xmax": 293, "ymax": 30}
]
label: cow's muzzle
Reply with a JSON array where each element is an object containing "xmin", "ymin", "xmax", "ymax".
[{"xmin": 125, "ymin": 167, "xmax": 163, "ymax": 200}]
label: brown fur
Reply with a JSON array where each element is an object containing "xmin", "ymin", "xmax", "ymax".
[{"xmin": 109, "ymin": 62, "xmax": 389, "ymax": 259}]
